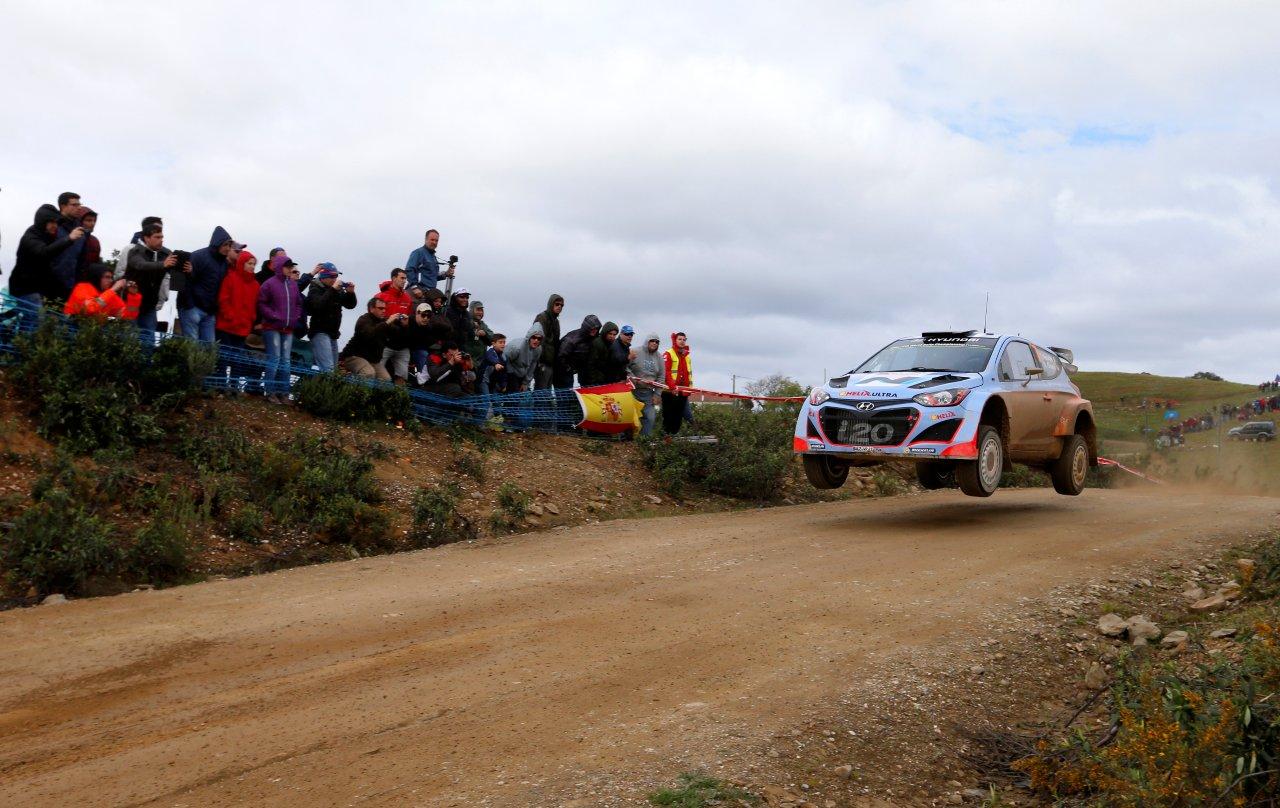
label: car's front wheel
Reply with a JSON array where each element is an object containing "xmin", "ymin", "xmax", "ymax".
[
  {"xmin": 957, "ymin": 426, "xmax": 1003, "ymax": 497},
  {"xmin": 1050, "ymin": 434, "xmax": 1089, "ymax": 496},
  {"xmin": 803, "ymin": 455, "xmax": 849, "ymax": 489},
  {"xmin": 916, "ymin": 461, "xmax": 956, "ymax": 490}
]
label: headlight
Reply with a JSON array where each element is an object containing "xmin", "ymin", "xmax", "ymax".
[
  {"xmin": 912, "ymin": 387, "xmax": 971, "ymax": 407},
  {"xmin": 809, "ymin": 388, "xmax": 831, "ymax": 406}
]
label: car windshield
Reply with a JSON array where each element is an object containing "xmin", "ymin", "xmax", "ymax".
[{"xmin": 853, "ymin": 337, "xmax": 998, "ymax": 374}]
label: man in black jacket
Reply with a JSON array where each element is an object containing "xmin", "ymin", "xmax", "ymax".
[
  {"xmin": 304, "ymin": 263, "xmax": 356, "ymax": 372},
  {"xmin": 125, "ymin": 222, "xmax": 183, "ymax": 334},
  {"xmin": 339, "ymin": 297, "xmax": 405, "ymax": 381},
  {"xmin": 9, "ymin": 204, "xmax": 84, "ymax": 327},
  {"xmin": 555, "ymin": 314, "xmax": 601, "ymax": 388}
]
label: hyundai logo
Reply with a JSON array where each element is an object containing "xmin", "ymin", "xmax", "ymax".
[{"xmin": 854, "ymin": 401, "xmax": 875, "ymax": 411}]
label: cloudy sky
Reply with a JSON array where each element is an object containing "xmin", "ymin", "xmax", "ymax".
[{"xmin": 3, "ymin": 1, "xmax": 1278, "ymax": 391}]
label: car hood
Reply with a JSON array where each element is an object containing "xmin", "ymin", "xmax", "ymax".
[{"xmin": 823, "ymin": 371, "xmax": 983, "ymax": 399}]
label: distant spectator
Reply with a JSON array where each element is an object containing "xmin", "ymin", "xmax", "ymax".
[
  {"xmin": 215, "ymin": 250, "xmax": 260, "ymax": 349},
  {"xmin": 123, "ymin": 221, "xmax": 178, "ymax": 334},
  {"xmin": 9, "ymin": 204, "xmax": 80, "ymax": 314},
  {"xmin": 467, "ymin": 299, "xmax": 495, "ymax": 364},
  {"xmin": 582, "ymin": 321, "xmax": 619, "ymax": 385},
  {"xmin": 556, "ymin": 314, "xmax": 601, "ymax": 388},
  {"xmin": 415, "ymin": 342, "xmax": 469, "ymax": 397},
  {"xmin": 405, "ymin": 229, "xmax": 454, "ymax": 291},
  {"xmin": 257, "ymin": 254, "xmax": 306, "ymax": 403},
  {"xmin": 408, "ymin": 296, "xmax": 453, "ymax": 377},
  {"xmin": 339, "ymin": 298, "xmax": 400, "ymax": 381},
  {"xmin": 533, "ymin": 294, "xmax": 563, "ymax": 390},
  {"xmin": 503, "ymin": 322, "xmax": 544, "ymax": 392},
  {"xmin": 49, "ymin": 192, "xmax": 85, "ymax": 302},
  {"xmin": 478, "ymin": 333, "xmax": 508, "ymax": 396},
  {"xmin": 305, "ymin": 262, "xmax": 356, "ymax": 373},
  {"xmin": 64, "ymin": 264, "xmax": 132, "ymax": 319},
  {"xmin": 628, "ymin": 332, "xmax": 663, "ymax": 437},
  {"xmin": 662, "ymin": 331, "xmax": 693, "ymax": 434},
  {"xmin": 77, "ymin": 209, "xmax": 101, "ymax": 268},
  {"xmin": 179, "ymin": 226, "xmax": 237, "ymax": 343}
]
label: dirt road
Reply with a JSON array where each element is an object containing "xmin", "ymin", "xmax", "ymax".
[{"xmin": 0, "ymin": 488, "xmax": 1274, "ymax": 807}]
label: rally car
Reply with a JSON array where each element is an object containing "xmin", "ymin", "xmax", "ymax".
[{"xmin": 794, "ymin": 331, "xmax": 1096, "ymax": 497}]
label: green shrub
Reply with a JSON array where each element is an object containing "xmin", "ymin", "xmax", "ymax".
[
  {"xmin": 2, "ymin": 488, "xmax": 120, "ymax": 595},
  {"xmin": 411, "ymin": 482, "xmax": 475, "ymax": 547},
  {"xmin": 315, "ymin": 496, "xmax": 392, "ymax": 551},
  {"xmin": 870, "ymin": 468, "xmax": 907, "ymax": 496},
  {"xmin": 226, "ymin": 503, "xmax": 265, "ymax": 541},
  {"xmin": 172, "ymin": 424, "xmax": 253, "ymax": 473},
  {"xmin": 638, "ymin": 406, "xmax": 794, "ymax": 500},
  {"xmin": 454, "ymin": 452, "xmax": 485, "ymax": 482},
  {"xmin": 1000, "ymin": 463, "xmax": 1049, "ymax": 488},
  {"xmin": 294, "ymin": 373, "xmax": 411, "ymax": 423},
  {"xmin": 11, "ymin": 316, "xmax": 212, "ymax": 453},
  {"xmin": 489, "ymin": 482, "xmax": 531, "ymax": 532},
  {"xmin": 649, "ymin": 772, "xmax": 758, "ymax": 807},
  {"xmin": 580, "ymin": 439, "xmax": 611, "ymax": 456},
  {"xmin": 128, "ymin": 519, "xmax": 194, "ymax": 582}
]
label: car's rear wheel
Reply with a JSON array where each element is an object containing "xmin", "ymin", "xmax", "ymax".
[
  {"xmin": 1050, "ymin": 434, "xmax": 1089, "ymax": 496},
  {"xmin": 803, "ymin": 455, "xmax": 848, "ymax": 489},
  {"xmin": 916, "ymin": 461, "xmax": 956, "ymax": 490},
  {"xmin": 957, "ymin": 426, "xmax": 1003, "ymax": 497}
]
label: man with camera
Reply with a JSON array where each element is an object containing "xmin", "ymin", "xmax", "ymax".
[
  {"xmin": 339, "ymin": 297, "xmax": 403, "ymax": 381},
  {"xmin": 305, "ymin": 262, "xmax": 356, "ymax": 373},
  {"xmin": 49, "ymin": 192, "xmax": 87, "ymax": 302},
  {"xmin": 405, "ymin": 229, "xmax": 456, "ymax": 291},
  {"xmin": 126, "ymin": 222, "xmax": 189, "ymax": 334}
]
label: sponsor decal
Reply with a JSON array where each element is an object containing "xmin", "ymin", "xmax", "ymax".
[
  {"xmin": 838, "ymin": 390, "xmax": 897, "ymax": 398},
  {"xmin": 845, "ymin": 445, "xmax": 886, "ymax": 454},
  {"xmin": 907, "ymin": 446, "xmax": 938, "ymax": 455},
  {"xmin": 808, "ymin": 440, "xmax": 825, "ymax": 450},
  {"xmin": 930, "ymin": 410, "xmax": 958, "ymax": 421}
]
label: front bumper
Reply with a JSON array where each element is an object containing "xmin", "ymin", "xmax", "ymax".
[{"xmin": 792, "ymin": 399, "xmax": 980, "ymax": 459}]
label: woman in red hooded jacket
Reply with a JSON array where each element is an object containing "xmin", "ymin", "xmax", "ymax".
[{"xmin": 217, "ymin": 250, "xmax": 260, "ymax": 349}]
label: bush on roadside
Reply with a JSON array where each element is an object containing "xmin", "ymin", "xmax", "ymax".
[
  {"xmin": 11, "ymin": 316, "xmax": 213, "ymax": 453},
  {"xmin": 294, "ymin": 372, "xmax": 411, "ymax": 423},
  {"xmin": 489, "ymin": 482, "xmax": 531, "ymax": 533},
  {"xmin": 638, "ymin": 405, "xmax": 794, "ymax": 500},
  {"xmin": 411, "ymin": 482, "xmax": 475, "ymax": 547},
  {"xmin": 128, "ymin": 518, "xmax": 195, "ymax": 582}
]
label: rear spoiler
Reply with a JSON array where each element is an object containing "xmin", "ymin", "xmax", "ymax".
[{"xmin": 1048, "ymin": 346, "xmax": 1078, "ymax": 374}]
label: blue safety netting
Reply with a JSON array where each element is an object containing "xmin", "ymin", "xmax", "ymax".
[{"xmin": 0, "ymin": 292, "xmax": 585, "ymax": 432}]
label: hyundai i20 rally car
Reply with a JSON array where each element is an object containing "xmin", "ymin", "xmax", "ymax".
[{"xmin": 794, "ymin": 331, "xmax": 1097, "ymax": 497}]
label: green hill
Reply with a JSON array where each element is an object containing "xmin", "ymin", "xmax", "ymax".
[{"xmin": 1071, "ymin": 371, "xmax": 1262, "ymax": 449}]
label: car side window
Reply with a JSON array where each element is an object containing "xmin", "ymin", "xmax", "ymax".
[
  {"xmin": 1034, "ymin": 346, "xmax": 1061, "ymax": 380},
  {"xmin": 999, "ymin": 342, "xmax": 1039, "ymax": 381}
]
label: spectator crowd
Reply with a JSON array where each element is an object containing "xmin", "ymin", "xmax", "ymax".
[{"xmin": 7, "ymin": 193, "xmax": 699, "ymax": 434}]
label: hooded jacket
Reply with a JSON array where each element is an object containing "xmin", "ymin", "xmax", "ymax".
[
  {"xmin": 305, "ymin": 278, "xmax": 357, "ymax": 339},
  {"xmin": 503, "ymin": 322, "xmax": 544, "ymax": 390},
  {"xmin": 533, "ymin": 293, "xmax": 563, "ymax": 365},
  {"xmin": 628, "ymin": 332, "xmax": 664, "ymax": 401},
  {"xmin": 582, "ymin": 321, "xmax": 620, "ymax": 386},
  {"xmin": 375, "ymin": 279, "xmax": 413, "ymax": 318},
  {"xmin": 446, "ymin": 293, "xmax": 474, "ymax": 352},
  {"xmin": 557, "ymin": 314, "xmax": 601, "ymax": 381},
  {"xmin": 217, "ymin": 251, "xmax": 261, "ymax": 337},
  {"xmin": 256, "ymin": 255, "xmax": 306, "ymax": 333},
  {"xmin": 179, "ymin": 226, "xmax": 233, "ymax": 313},
  {"xmin": 9, "ymin": 205, "xmax": 74, "ymax": 298}
]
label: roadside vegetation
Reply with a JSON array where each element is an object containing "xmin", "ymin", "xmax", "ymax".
[{"xmin": 648, "ymin": 772, "xmax": 758, "ymax": 807}]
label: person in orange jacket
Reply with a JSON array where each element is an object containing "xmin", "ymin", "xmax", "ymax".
[
  {"xmin": 64, "ymin": 264, "xmax": 140, "ymax": 320},
  {"xmin": 662, "ymin": 331, "xmax": 693, "ymax": 434}
]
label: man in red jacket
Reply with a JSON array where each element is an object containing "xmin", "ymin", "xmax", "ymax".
[{"xmin": 375, "ymin": 268, "xmax": 414, "ymax": 383}]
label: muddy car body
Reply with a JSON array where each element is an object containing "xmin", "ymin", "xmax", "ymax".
[{"xmin": 794, "ymin": 331, "xmax": 1097, "ymax": 497}]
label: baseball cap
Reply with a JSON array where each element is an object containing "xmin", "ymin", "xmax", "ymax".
[
  {"xmin": 415, "ymin": 303, "xmax": 432, "ymax": 315},
  {"xmin": 316, "ymin": 261, "xmax": 340, "ymax": 273},
  {"xmin": 620, "ymin": 325, "xmax": 635, "ymax": 336},
  {"xmin": 453, "ymin": 287, "xmax": 471, "ymax": 296}
]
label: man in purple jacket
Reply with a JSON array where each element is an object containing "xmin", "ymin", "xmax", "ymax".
[{"xmin": 256, "ymin": 254, "xmax": 306, "ymax": 403}]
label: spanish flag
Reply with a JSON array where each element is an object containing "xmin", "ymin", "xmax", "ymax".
[{"xmin": 575, "ymin": 381, "xmax": 642, "ymax": 434}]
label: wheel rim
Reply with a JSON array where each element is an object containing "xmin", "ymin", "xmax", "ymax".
[
  {"xmin": 1071, "ymin": 444, "xmax": 1088, "ymax": 487},
  {"xmin": 978, "ymin": 435, "xmax": 1002, "ymax": 489}
]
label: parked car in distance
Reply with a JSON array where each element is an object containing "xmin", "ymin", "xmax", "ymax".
[{"xmin": 1227, "ymin": 421, "xmax": 1276, "ymax": 441}]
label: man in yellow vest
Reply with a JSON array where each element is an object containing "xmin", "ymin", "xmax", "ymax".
[{"xmin": 662, "ymin": 331, "xmax": 693, "ymax": 434}]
